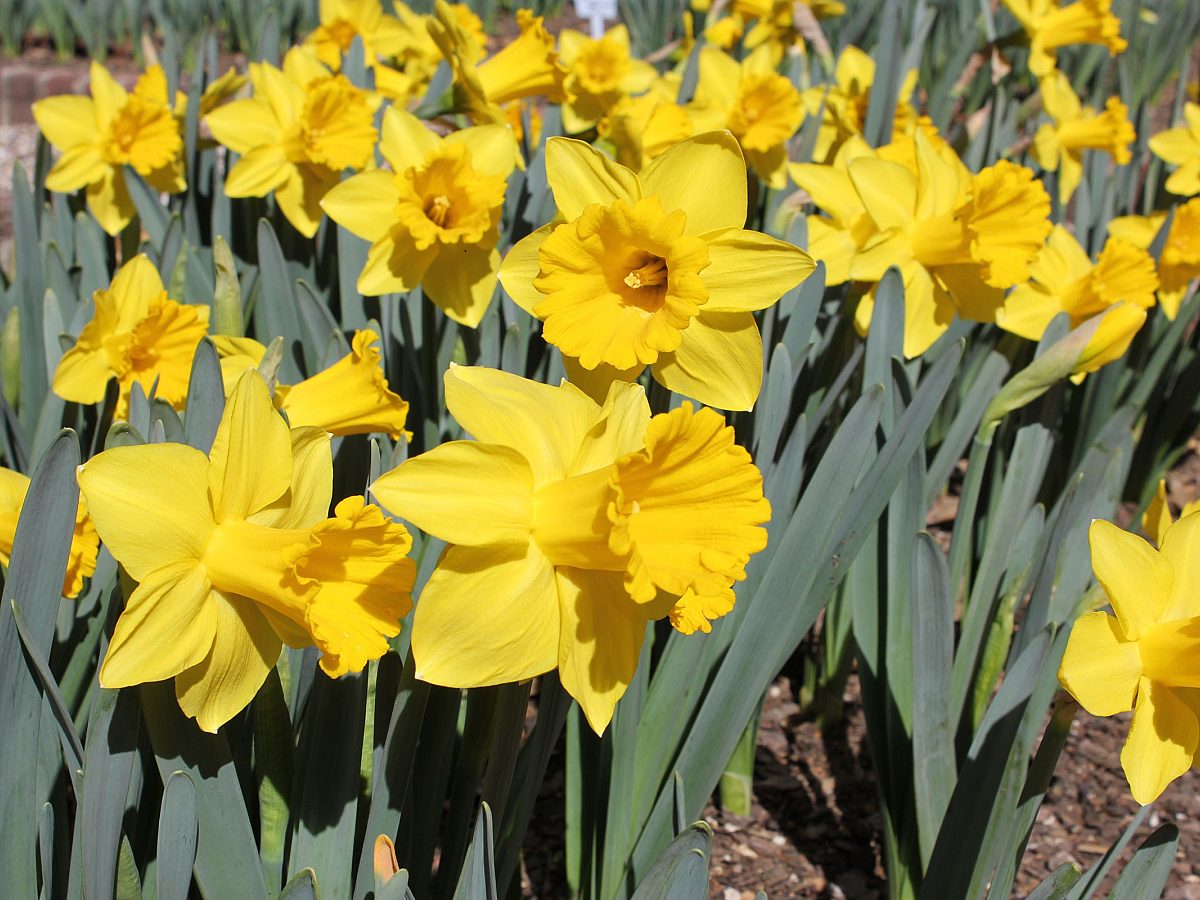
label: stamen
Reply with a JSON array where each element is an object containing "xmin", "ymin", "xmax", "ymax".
[
  {"xmin": 425, "ymin": 194, "xmax": 452, "ymax": 227},
  {"xmin": 624, "ymin": 256, "xmax": 668, "ymax": 289}
]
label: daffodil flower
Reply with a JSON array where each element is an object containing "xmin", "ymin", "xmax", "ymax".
[
  {"xmin": 213, "ymin": 329, "xmax": 410, "ymax": 439},
  {"xmin": 689, "ymin": 46, "xmax": 802, "ymax": 187},
  {"xmin": 1003, "ymin": 0, "xmax": 1127, "ymax": 77},
  {"xmin": 799, "ymin": 45, "xmax": 919, "ymax": 165},
  {"xmin": 370, "ymin": 366, "xmax": 770, "ymax": 732},
  {"xmin": 0, "ymin": 467, "xmax": 98, "ymax": 599},
  {"xmin": 1032, "ymin": 71, "xmax": 1135, "ymax": 204},
  {"xmin": 558, "ymin": 24, "xmax": 656, "ymax": 134},
  {"xmin": 499, "ymin": 132, "xmax": 814, "ymax": 411},
  {"xmin": 603, "ymin": 88, "xmax": 695, "ymax": 172},
  {"xmin": 998, "ymin": 226, "xmax": 1157, "ymax": 341},
  {"xmin": 53, "ymin": 255, "xmax": 210, "ymax": 419},
  {"xmin": 1144, "ymin": 480, "xmax": 1200, "ymax": 548},
  {"xmin": 429, "ymin": 1, "xmax": 568, "ymax": 125},
  {"xmin": 321, "ymin": 108, "xmax": 521, "ymax": 326},
  {"xmin": 1149, "ymin": 103, "xmax": 1200, "ymax": 197},
  {"xmin": 78, "ymin": 371, "xmax": 415, "ymax": 732},
  {"xmin": 1059, "ymin": 516, "xmax": 1200, "ymax": 804},
  {"xmin": 305, "ymin": 0, "xmax": 415, "ymax": 70},
  {"xmin": 1109, "ymin": 199, "xmax": 1200, "ymax": 319},
  {"xmin": 848, "ymin": 130, "xmax": 1052, "ymax": 357},
  {"xmin": 204, "ymin": 50, "xmax": 379, "ymax": 238},
  {"xmin": 33, "ymin": 62, "xmax": 184, "ymax": 236}
]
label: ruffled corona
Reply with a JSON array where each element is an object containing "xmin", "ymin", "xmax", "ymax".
[
  {"xmin": 1006, "ymin": 0, "xmax": 1127, "ymax": 76},
  {"xmin": 609, "ymin": 404, "xmax": 770, "ymax": 619},
  {"xmin": 559, "ymin": 24, "xmax": 655, "ymax": 132},
  {"xmin": 534, "ymin": 196, "xmax": 711, "ymax": 370},
  {"xmin": 959, "ymin": 160, "xmax": 1054, "ymax": 288},
  {"xmin": 393, "ymin": 144, "xmax": 507, "ymax": 250}
]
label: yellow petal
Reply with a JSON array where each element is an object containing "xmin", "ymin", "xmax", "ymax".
[
  {"xmin": 849, "ymin": 158, "xmax": 916, "ymax": 230},
  {"xmin": 175, "ymin": 591, "xmax": 283, "ymax": 733},
  {"xmin": 556, "ymin": 567, "xmax": 649, "ymax": 734},
  {"xmin": 224, "ymin": 146, "xmax": 292, "ymax": 198},
  {"xmin": 996, "ymin": 283, "xmax": 1060, "ymax": 341},
  {"xmin": 359, "ymin": 230, "xmax": 437, "ymax": 296},
  {"xmin": 1089, "ymin": 518, "xmax": 1173, "ymax": 641},
  {"xmin": 702, "ymin": 229, "xmax": 815, "ymax": 312},
  {"xmin": 1149, "ymin": 126, "xmax": 1198, "ymax": 167},
  {"xmin": 203, "ymin": 99, "xmax": 279, "ymax": 155},
  {"xmin": 321, "ymin": 171, "xmax": 403, "ymax": 243},
  {"xmin": 89, "ymin": 60, "xmax": 128, "ymax": 127},
  {"xmin": 560, "ymin": 353, "xmax": 644, "ymax": 408},
  {"xmin": 44, "ymin": 144, "xmax": 108, "ymax": 192},
  {"xmin": 77, "ymin": 443, "xmax": 214, "ymax": 582},
  {"xmin": 900, "ymin": 265, "xmax": 954, "ymax": 359},
  {"xmin": 1143, "ymin": 480, "xmax": 1173, "ymax": 548},
  {"xmin": 86, "ymin": 167, "xmax": 136, "ymax": 236},
  {"xmin": 379, "ymin": 106, "xmax": 441, "ymax": 173},
  {"xmin": 275, "ymin": 167, "xmax": 333, "ymax": 239},
  {"xmin": 421, "ymin": 246, "xmax": 500, "ymax": 328},
  {"xmin": 444, "ymin": 123, "xmax": 524, "ymax": 177},
  {"xmin": 1158, "ymin": 511, "xmax": 1200, "ymax": 621},
  {"xmin": 247, "ymin": 426, "xmax": 333, "ymax": 531},
  {"xmin": 497, "ymin": 224, "xmax": 553, "ymax": 316},
  {"xmin": 443, "ymin": 365, "xmax": 600, "ymax": 484},
  {"xmin": 372, "ymin": 441, "xmax": 534, "ymax": 546},
  {"xmin": 1058, "ymin": 611, "xmax": 1141, "ymax": 716},
  {"xmin": 651, "ymin": 312, "xmax": 762, "ymax": 411},
  {"xmin": 640, "ymin": 131, "xmax": 747, "ymax": 235},
  {"xmin": 208, "ymin": 371, "xmax": 293, "ymax": 522},
  {"xmin": 33, "ymin": 95, "xmax": 97, "ymax": 150},
  {"xmin": 410, "ymin": 541, "xmax": 559, "ymax": 686},
  {"xmin": 545, "ymin": 137, "xmax": 640, "ymax": 221},
  {"xmin": 1122, "ymin": 678, "xmax": 1198, "ymax": 806},
  {"xmin": 99, "ymin": 560, "xmax": 218, "ymax": 688}
]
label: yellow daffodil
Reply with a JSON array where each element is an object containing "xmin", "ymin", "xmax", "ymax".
[
  {"xmin": 1059, "ymin": 516, "xmax": 1200, "ymax": 805},
  {"xmin": 0, "ymin": 467, "xmax": 98, "ymax": 599},
  {"xmin": 1144, "ymin": 480, "xmax": 1200, "ymax": 547},
  {"xmin": 1003, "ymin": 0, "xmax": 1127, "ymax": 77},
  {"xmin": 305, "ymin": 0, "xmax": 414, "ymax": 69},
  {"xmin": 703, "ymin": 13, "xmax": 745, "ymax": 50},
  {"xmin": 370, "ymin": 365, "xmax": 770, "ymax": 732},
  {"xmin": 998, "ymin": 227, "xmax": 1157, "ymax": 340},
  {"xmin": 53, "ymin": 255, "xmax": 209, "ymax": 419},
  {"xmin": 204, "ymin": 50, "xmax": 379, "ymax": 238},
  {"xmin": 429, "ymin": 1, "xmax": 568, "ymax": 125},
  {"xmin": 689, "ymin": 46, "xmax": 803, "ymax": 188},
  {"xmin": 79, "ymin": 371, "xmax": 415, "ymax": 732},
  {"xmin": 1032, "ymin": 72, "xmax": 1134, "ymax": 204},
  {"xmin": 558, "ymin": 24, "xmax": 656, "ymax": 134},
  {"xmin": 730, "ymin": 0, "xmax": 844, "ymax": 57},
  {"xmin": 788, "ymin": 135, "xmax": 878, "ymax": 285},
  {"xmin": 604, "ymin": 91, "xmax": 695, "ymax": 171},
  {"xmin": 1109, "ymin": 199, "xmax": 1200, "ymax": 319},
  {"xmin": 32, "ymin": 62, "xmax": 184, "ymax": 235},
  {"xmin": 499, "ymin": 133, "xmax": 815, "ymax": 411},
  {"xmin": 321, "ymin": 108, "xmax": 521, "ymax": 325},
  {"xmin": 848, "ymin": 131, "xmax": 1052, "ymax": 357},
  {"xmin": 1149, "ymin": 103, "xmax": 1200, "ymax": 197},
  {"xmin": 800, "ymin": 45, "xmax": 919, "ymax": 164},
  {"xmin": 213, "ymin": 329, "xmax": 410, "ymax": 439}
]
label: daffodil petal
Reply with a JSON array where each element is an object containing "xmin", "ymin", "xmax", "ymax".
[
  {"xmin": 556, "ymin": 567, "xmax": 648, "ymax": 735},
  {"xmin": 1089, "ymin": 519, "xmax": 1172, "ymax": 641},
  {"xmin": 849, "ymin": 158, "xmax": 916, "ymax": 231},
  {"xmin": 275, "ymin": 168, "xmax": 332, "ymax": 239},
  {"xmin": 1058, "ymin": 611, "xmax": 1141, "ymax": 716},
  {"xmin": 89, "ymin": 60, "xmax": 128, "ymax": 127},
  {"xmin": 411, "ymin": 541, "xmax": 559, "ymax": 686},
  {"xmin": 359, "ymin": 230, "xmax": 437, "ymax": 296},
  {"xmin": 901, "ymin": 265, "xmax": 954, "ymax": 359},
  {"xmin": 246, "ymin": 426, "xmax": 333, "ymax": 531},
  {"xmin": 560, "ymin": 354, "xmax": 645, "ymax": 425},
  {"xmin": 1122, "ymin": 678, "xmax": 1198, "ymax": 806},
  {"xmin": 321, "ymin": 171, "xmax": 403, "ymax": 243},
  {"xmin": 701, "ymin": 229, "xmax": 815, "ymax": 312},
  {"xmin": 33, "ymin": 95, "xmax": 97, "ymax": 150},
  {"xmin": 996, "ymin": 283, "xmax": 1060, "ymax": 341},
  {"xmin": 208, "ymin": 371, "xmax": 293, "ymax": 522},
  {"xmin": 445, "ymin": 123, "xmax": 523, "ymax": 177},
  {"xmin": 77, "ymin": 443, "xmax": 214, "ymax": 582},
  {"xmin": 1158, "ymin": 511, "xmax": 1200, "ymax": 621},
  {"xmin": 1143, "ymin": 480, "xmax": 1172, "ymax": 549},
  {"xmin": 372, "ymin": 440, "xmax": 534, "ymax": 545},
  {"xmin": 204, "ymin": 99, "xmax": 279, "ymax": 155},
  {"xmin": 640, "ymin": 131, "xmax": 747, "ymax": 235},
  {"xmin": 99, "ymin": 560, "xmax": 218, "ymax": 688},
  {"xmin": 86, "ymin": 167, "xmax": 135, "ymax": 236},
  {"xmin": 651, "ymin": 312, "xmax": 762, "ymax": 411},
  {"xmin": 443, "ymin": 365, "xmax": 600, "ymax": 484},
  {"xmin": 498, "ymin": 224, "xmax": 553, "ymax": 316},
  {"xmin": 175, "ymin": 591, "xmax": 282, "ymax": 733},
  {"xmin": 421, "ymin": 247, "xmax": 499, "ymax": 328},
  {"xmin": 379, "ymin": 106, "xmax": 440, "ymax": 174},
  {"xmin": 224, "ymin": 146, "xmax": 292, "ymax": 197},
  {"xmin": 546, "ymin": 137, "xmax": 640, "ymax": 221}
]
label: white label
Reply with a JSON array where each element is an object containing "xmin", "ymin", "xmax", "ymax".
[{"xmin": 574, "ymin": 0, "xmax": 618, "ymax": 37}]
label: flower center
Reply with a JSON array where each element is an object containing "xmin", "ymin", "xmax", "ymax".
[
  {"xmin": 729, "ymin": 73, "xmax": 801, "ymax": 152},
  {"xmin": 425, "ymin": 194, "xmax": 453, "ymax": 227},
  {"xmin": 300, "ymin": 76, "xmax": 376, "ymax": 171},
  {"xmin": 326, "ymin": 19, "xmax": 358, "ymax": 52},
  {"xmin": 532, "ymin": 196, "xmax": 711, "ymax": 371}
]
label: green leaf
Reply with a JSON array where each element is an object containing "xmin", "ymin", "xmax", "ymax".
[
  {"xmin": 1063, "ymin": 807, "xmax": 1149, "ymax": 900},
  {"xmin": 1027, "ymin": 863, "xmax": 1081, "ymax": 900},
  {"xmin": 1106, "ymin": 823, "xmax": 1180, "ymax": 900},
  {"xmin": 280, "ymin": 869, "xmax": 317, "ymax": 900},
  {"xmin": 451, "ymin": 803, "xmax": 498, "ymax": 900},
  {"xmin": 183, "ymin": 340, "xmax": 225, "ymax": 454},
  {"xmin": 156, "ymin": 772, "xmax": 198, "ymax": 900},
  {"xmin": 629, "ymin": 822, "xmax": 712, "ymax": 900},
  {"xmin": 212, "ymin": 236, "xmax": 244, "ymax": 337},
  {"xmin": 114, "ymin": 834, "xmax": 142, "ymax": 900},
  {"xmin": 0, "ymin": 431, "xmax": 81, "ymax": 892},
  {"xmin": 81, "ymin": 689, "xmax": 140, "ymax": 900},
  {"xmin": 12, "ymin": 163, "xmax": 47, "ymax": 436}
]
